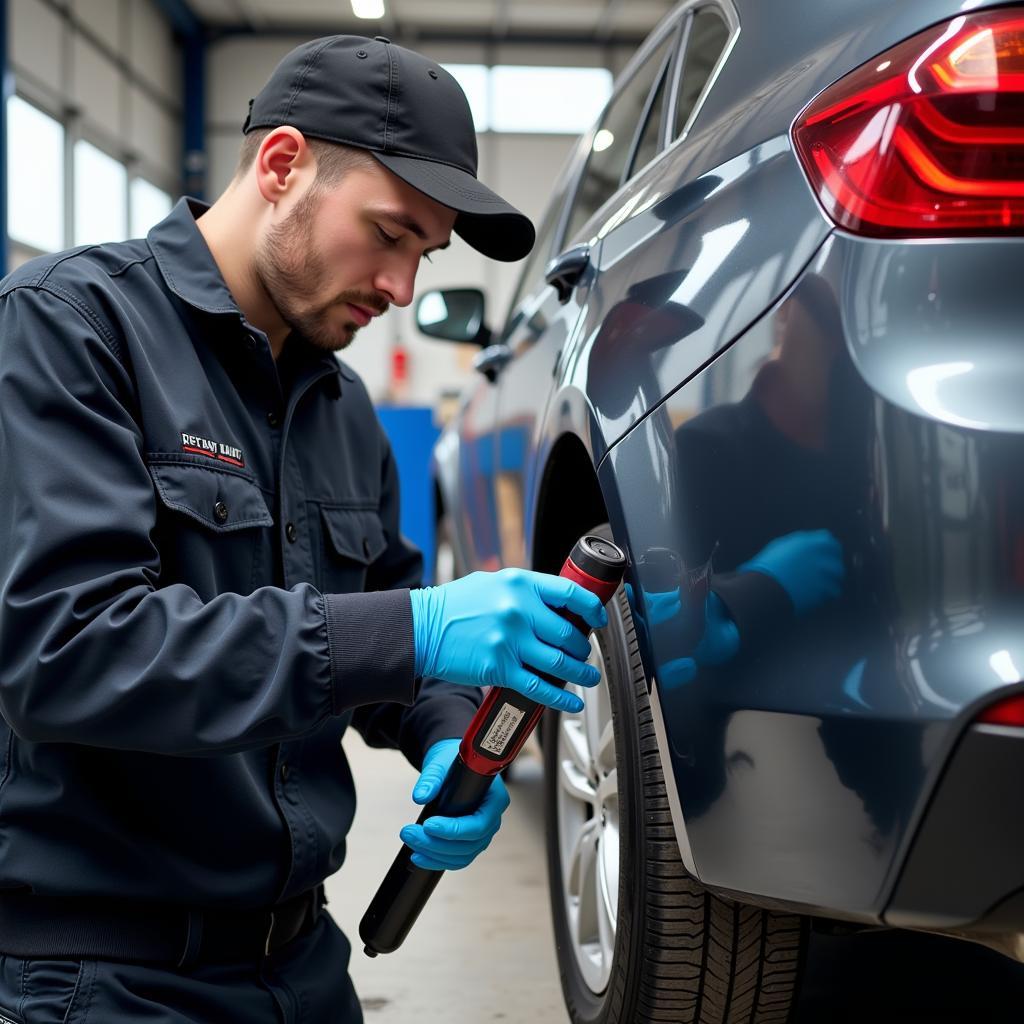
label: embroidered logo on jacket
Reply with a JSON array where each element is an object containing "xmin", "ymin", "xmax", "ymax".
[{"xmin": 180, "ymin": 432, "xmax": 245, "ymax": 468}]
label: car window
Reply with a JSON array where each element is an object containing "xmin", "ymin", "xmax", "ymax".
[
  {"xmin": 674, "ymin": 6, "xmax": 730, "ymax": 138},
  {"xmin": 500, "ymin": 182, "xmax": 569, "ymax": 338},
  {"xmin": 563, "ymin": 31, "xmax": 675, "ymax": 243},
  {"xmin": 628, "ymin": 51, "xmax": 673, "ymax": 179}
]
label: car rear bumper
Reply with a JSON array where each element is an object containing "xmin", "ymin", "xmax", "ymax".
[{"xmin": 886, "ymin": 720, "xmax": 1024, "ymax": 934}]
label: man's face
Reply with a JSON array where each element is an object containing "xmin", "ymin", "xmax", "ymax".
[{"xmin": 253, "ymin": 160, "xmax": 456, "ymax": 352}]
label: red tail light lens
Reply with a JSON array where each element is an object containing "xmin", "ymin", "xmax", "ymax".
[
  {"xmin": 792, "ymin": 9, "xmax": 1024, "ymax": 236},
  {"xmin": 977, "ymin": 694, "xmax": 1024, "ymax": 727}
]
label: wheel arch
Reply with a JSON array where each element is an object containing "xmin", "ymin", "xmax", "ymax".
[{"xmin": 530, "ymin": 432, "xmax": 608, "ymax": 575}]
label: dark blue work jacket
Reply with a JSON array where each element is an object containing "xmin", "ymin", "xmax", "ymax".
[{"xmin": 0, "ymin": 198, "xmax": 478, "ymax": 909}]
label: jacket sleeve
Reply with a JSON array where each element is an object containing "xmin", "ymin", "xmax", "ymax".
[
  {"xmin": 0, "ymin": 285, "xmax": 415, "ymax": 756},
  {"xmin": 709, "ymin": 569, "xmax": 795, "ymax": 653},
  {"xmin": 350, "ymin": 420, "xmax": 482, "ymax": 766}
]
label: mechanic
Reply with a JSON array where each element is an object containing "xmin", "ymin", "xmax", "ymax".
[{"xmin": 0, "ymin": 35, "xmax": 607, "ymax": 1023}]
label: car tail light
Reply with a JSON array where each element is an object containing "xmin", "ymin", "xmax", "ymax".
[
  {"xmin": 792, "ymin": 9, "xmax": 1024, "ymax": 236},
  {"xmin": 976, "ymin": 693, "xmax": 1024, "ymax": 727}
]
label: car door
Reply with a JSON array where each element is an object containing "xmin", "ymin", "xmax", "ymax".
[
  {"xmin": 490, "ymin": 18, "xmax": 684, "ymax": 568},
  {"xmin": 447, "ymin": 171, "xmax": 576, "ymax": 572},
  {"xmin": 485, "ymin": 173, "xmax": 580, "ymax": 570}
]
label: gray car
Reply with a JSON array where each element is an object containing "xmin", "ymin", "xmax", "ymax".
[{"xmin": 420, "ymin": 1, "xmax": 1024, "ymax": 1020}]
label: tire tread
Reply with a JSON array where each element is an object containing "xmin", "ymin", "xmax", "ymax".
[
  {"xmin": 549, "ymin": 529, "xmax": 807, "ymax": 1024},
  {"xmin": 615, "ymin": 586, "xmax": 806, "ymax": 1024}
]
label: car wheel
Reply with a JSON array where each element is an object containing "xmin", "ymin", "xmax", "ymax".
[{"xmin": 544, "ymin": 525, "xmax": 808, "ymax": 1023}]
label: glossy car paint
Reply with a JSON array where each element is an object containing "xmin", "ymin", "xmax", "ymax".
[
  {"xmin": 434, "ymin": 0, "xmax": 1024, "ymax": 932},
  {"xmin": 600, "ymin": 228, "xmax": 1024, "ymax": 922}
]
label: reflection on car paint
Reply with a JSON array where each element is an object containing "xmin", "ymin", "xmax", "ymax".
[
  {"xmin": 609, "ymin": 238, "xmax": 1024, "ymax": 915},
  {"xmin": 565, "ymin": 138, "xmax": 831, "ymax": 455}
]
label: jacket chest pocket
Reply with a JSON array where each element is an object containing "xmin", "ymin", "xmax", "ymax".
[
  {"xmin": 147, "ymin": 459, "xmax": 274, "ymax": 597},
  {"xmin": 318, "ymin": 505, "xmax": 387, "ymax": 594}
]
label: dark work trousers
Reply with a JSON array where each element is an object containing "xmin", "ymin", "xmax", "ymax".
[{"xmin": 0, "ymin": 915, "xmax": 363, "ymax": 1023}]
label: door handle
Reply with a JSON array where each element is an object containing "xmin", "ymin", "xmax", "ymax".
[
  {"xmin": 473, "ymin": 343, "xmax": 513, "ymax": 383},
  {"xmin": 544, "ymin": 244, "xmax": 591, "ymax": 304}
]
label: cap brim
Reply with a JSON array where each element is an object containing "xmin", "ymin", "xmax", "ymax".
[{"xmin": 372, "ymin": 152, "xmax": 535, "ymax": 262}]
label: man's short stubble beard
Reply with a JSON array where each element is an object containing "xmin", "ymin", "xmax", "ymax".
[{"xmin": 253, "ymin": 185, "xmax": 371, "ymax": 353}]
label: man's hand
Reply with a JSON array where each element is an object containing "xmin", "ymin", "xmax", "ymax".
[
  {"xmin": 409, "ymin": 568, "xmax": 607, "ymax": 715},
  {"xmin": 399, "ymin": 738, "xmax": 510, "ymax": 871}
]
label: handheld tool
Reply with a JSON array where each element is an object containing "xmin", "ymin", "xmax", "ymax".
[{"xmin": 359, "ymin": 533, "xmax": 627, "ymax": 957}]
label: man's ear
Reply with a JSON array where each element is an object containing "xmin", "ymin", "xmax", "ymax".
[{"xmin": 255, "ymin": 127, "xmax": 313, "ymax": 203}]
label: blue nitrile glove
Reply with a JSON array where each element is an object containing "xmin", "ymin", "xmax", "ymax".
[
  {"xmin": 630, "ymin": 583, "xmax": 681, "ymax": 628},
  {"xmin": 655, "ymin": 592, "xmax": 739, "ymax": 690},
  {"xmin": 409, "ymin": 569, "xmax": 608, "ymax": 715},
  {"xmin": 738, "ymin": 529, "xmax": 845, "ymax": 616},
  {"xmin": 399, "ymin": 738, "xmax": 511, "ymax": 871}
]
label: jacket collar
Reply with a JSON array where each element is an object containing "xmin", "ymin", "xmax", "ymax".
[
  {"xmin": 147, "ymin": 197, "xmax": 351, "ymax": 382},
  {"xmin": 147, "ymin": 198, "xmax": 241, "ymax": 317}
]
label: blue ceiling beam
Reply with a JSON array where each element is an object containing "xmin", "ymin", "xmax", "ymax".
[
  {"xmin": 152, "ymin": 0, "xmax": 207, "ymax": 200},
  {"xmin": 182, "ymin": 30, "xmax": 206, "ymax": 200},
  {"xmin": 151, "ymin": 0, "xmax": 202, "ymax": 37}
]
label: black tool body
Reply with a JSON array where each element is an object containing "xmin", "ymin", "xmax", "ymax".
[{"xmin": 360, "ymin": 535, "xmax": 626, "ymax": 957}]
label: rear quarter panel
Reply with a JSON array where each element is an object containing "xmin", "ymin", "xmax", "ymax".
[{"xmin": 599, "ymin": 229, "xmax": 1024, "ymax": 921}]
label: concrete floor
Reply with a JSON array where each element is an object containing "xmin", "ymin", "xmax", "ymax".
[
  {"xmin": 328, "ymin": 731, "xmax": 568, "ymax": 1023},
  {"xmin": 329, "ymin": 731, "xmax": 1024, "ymax": 1023}
]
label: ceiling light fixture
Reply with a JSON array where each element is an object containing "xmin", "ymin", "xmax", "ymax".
[{"xmin": 351, "ymin": 0, "xmax": 385, "ymax": 18}]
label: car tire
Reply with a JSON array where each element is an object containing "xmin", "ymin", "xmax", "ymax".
[{"xmin": 544, "ymin": 525, "xmax": 808, "ymax": 1023}]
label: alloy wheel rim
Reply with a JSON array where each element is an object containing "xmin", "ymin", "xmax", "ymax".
[{"xmin": 556, "ymin": 634, "xmax": 619, "ymax": 994}]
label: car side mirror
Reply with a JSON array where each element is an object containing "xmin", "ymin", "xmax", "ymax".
[{"xmin": 415, "ymin": 288, "xmax": 492, "ymax": 347}]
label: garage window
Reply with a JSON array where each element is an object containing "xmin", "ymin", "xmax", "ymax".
[
  {"xmin": 491, "ymin": 66, "xmax": 612, "ymax": 134},
  {"xmin": 674, "ymin": 6, "xmax": 731, "ymax": 138},
  {"xmin": 74, "ymin": 140, "xmax": 127, "ymax": 246},
  {"xmin": 130, "ymin": 177, "xmax": 173, "ymax": 237},
  {"xmin": 563, "ymin": 31, "xmax": 676, "ymax": 243},
  {"xmin": 442, "ymin": 64, "xmax": 612, "ymax": 135},
  {"xmin": 7, "ymin": 96, "xmax": 64, "ymax": 253}
]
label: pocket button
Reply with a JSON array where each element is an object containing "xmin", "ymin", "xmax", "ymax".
[{"xmin": 213, "ymin": 501, "xmax": 229, "ymax": 524}]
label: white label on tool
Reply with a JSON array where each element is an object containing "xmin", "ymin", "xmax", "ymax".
[{"xmin": 480, "ymin": 703, "xmax": 526, "ymax": 756}]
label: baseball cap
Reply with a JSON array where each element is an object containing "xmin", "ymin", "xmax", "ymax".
[{"xmin": 244, "ymin": 35, "xmax": 535, "ymax": 262}]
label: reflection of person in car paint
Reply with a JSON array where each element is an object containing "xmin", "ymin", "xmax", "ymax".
[
  {"xmin": 634, "ymin": 273, "xmax": 920, "ymax": 839},
  {"xmin": 632, "ymin": 273, "xmax": 856, "ymax": 677},
  {"xmin": 633, "ymin": 528, "xmax": 844, "ymax": 689}
]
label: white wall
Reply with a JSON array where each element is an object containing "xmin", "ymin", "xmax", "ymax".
[{"xmin": 205, "ymin": 35, "xmax": 630, "ymax": 406}]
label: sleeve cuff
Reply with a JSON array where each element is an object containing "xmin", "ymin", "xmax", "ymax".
[
  {"xmin": 323, "ymin": 589, "xmax": 417, "ymax": 714},
  {"xmin": 710, "ymin": 570, "xmax": 795, "ymax": 653},
  {"xmin": 404, "ymin": 681, "xmax": 483, "ymax": 769}
]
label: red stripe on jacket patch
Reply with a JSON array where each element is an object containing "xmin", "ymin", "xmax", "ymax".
[{"xmin": 181, "ymin": 433, "xmax": 245, "ymax": 468}]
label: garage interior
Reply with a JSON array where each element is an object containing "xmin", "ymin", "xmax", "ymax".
[{"xmin": 4, "ymin": 1, "xmax": 1024, "ymax": 1021}]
